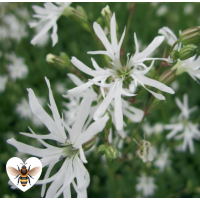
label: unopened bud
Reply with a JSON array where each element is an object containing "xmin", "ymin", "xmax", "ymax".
[
  {"xmin": 178, "ymin": 44, "xmax": 198, "ymax": 61},
  {"xmin": 72, "ymin": 6, "xmax": 89, "ymax": 31},
  {"xmin": 46, "ymin": 52, "xmax": 71, "ymax": 68},
  {"xmin": 101, "ymin": 5, "xmax": 112, "ymax": 18},
  {"xmin": 149, "ymin": 98, "xmax": 166, "ymax": 112},
  {"xmin": 159, "ymin": 69, "xmax": 176, "ymax": 85},
  {"xmin": 76, "ymin": 6, "xmax": 88, "ymax": 22},
  {"xmin": 105, "ymin": 145, "xmax": 119, "ymax": 161},
  {"xmin": 97, "ymin": 144, "xmax": 107, "ymax": 155},
  {"xmin": 170, "ymin": 50, "xmax": 179, "ymax": 61},
  {"xmin": 101, "ymin": 5, "xmax": 115, "ymax": 30},
  {"xmin": 62, "ymin": 6, "xmax": 74, "ymax": 17},
  {"xmin": 179, "ymin": 26, "xmax": 200, "ymax": 45},
  {"xmin": 83, "ymin": 137, "xmax": 96, "ymax": 151},
  {"xmin": 46, "ymin": 53, "xmax": 56, "ymax": 64}
]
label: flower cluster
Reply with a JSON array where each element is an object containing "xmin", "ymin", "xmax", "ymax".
[{"xmin": 6, "ymin": 3, "xmax": 200, "ymax": 198}]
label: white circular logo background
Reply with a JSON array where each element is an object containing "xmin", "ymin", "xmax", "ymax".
[{"xmin": 6, "ymin": 157, "xmax": 42, "ymax": 192}]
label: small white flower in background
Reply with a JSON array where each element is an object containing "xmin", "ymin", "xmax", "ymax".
[
  {"xmin": 16, "ymin": 7, "xmax": 30, "ymax": 20},
  {"xmin": 4, "ymin": 14, "xmax": 28, "ymax": 42},
  {"xmin": 55, "ymin": 81, "xmax": 66, "ymax": 94},
  {"xmin": 29, "ymin": 2, "xmax": 71, "ymax": 46},
  {"xmin": 154, "ymin": 145, "xmax": 171, "ymax": 172},
  {"xmin": 170, "ymin": 80, "xmax": 179, "ymax": 91},
  {"xmin": 165, "ymin": 94, "xmax": 200, "ymax": 153},
  {"xmin": 0, "ymin": 75, "xmax": 8, "ymax": 93},
  {"xmin": 142, "ymin": 122, "xmax": 164, "ymax": 136},
  {"xmin": 156, "ymin": 5, "xmax": 168, "ymax": 16},
  {"xmin": 7, "ymin": 77, "xmax": 108, "ymax": 197},
  {"xmin": 159, "ymin": 27, "xmax": 200, "ymax": 83},
  {"xmin": 154, "ymin": 123, "xmax": 164, "ymax": 134},
  {"xmin": 184, "ymin": 4, "xmax": 194, "ymax": 15},
  {"xmin": 69, "ymin": 13, "xmax": 174, "ymax": 130},
  {"xmin": 7, "ymin": 53, "xmax": 28, "ymax": 81},
  {"xmin": 136, "ymin": 173, "xmax": 157, "ymax": 197},
  {"xmin": 142, "ymin": 122, "xmax": 154, "ymax": 136},
  {"xmin": 0, "ymin": 26, "xmax": 8, "ymax": 41},
  {"xmin": 16, "ymin": 97, "xmax": 45, "ymax": 127}
]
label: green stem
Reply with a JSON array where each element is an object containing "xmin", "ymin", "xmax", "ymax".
[
  {"xmin": 122, "ymin": 3, "xmax": 135, "ymax": 50},
  {"xmin": 107, "ymin": 161, "xmax": 116, "ymax": 197},
  {"xmin": 97, "ymin": 134, "xmax": 107, "ymax": 142},
  {"xmin": 113, "ymin": 115, "xmax": 146, "ymax": 172},
  {"xmin": 166, "ymin": 41, "xmax": 178, "ymax": 58}
]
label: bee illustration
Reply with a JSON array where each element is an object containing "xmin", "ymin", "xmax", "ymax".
[{"xmin": 7, "ymin": 163, "xmax": 41, "ymax": 187}]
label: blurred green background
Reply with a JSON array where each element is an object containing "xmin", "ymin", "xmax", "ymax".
[{"xmin": 1, "ymin": 2, "xmax": 200, "ymax": 198}]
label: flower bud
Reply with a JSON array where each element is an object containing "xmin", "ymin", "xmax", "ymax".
[
  {"xmin": 72, "ymin": 6, "xmax": 90, "ymax": 31},
  {"xmin": 46, "ymin": 52, "xmax": 71, "ymax": 68},
  {"xmin": 101, "ymin": 5, "xmax": 112, "ymax": 18},
  {"xmin": 178, "ymin": 44, "xmax": 198, "ymax": 61},
  {"xmin": 76, "ymin": 5, "xmax": 88, "ymax": 22},
  {"xmin": 170, "ymin": 50, "xmax": 179, "ymax": 61},
  {"xmin": 105, "ymin": 145, "xmax": 119, "ymax": 161},
  {"xmin": 149, "ymin": 98, "xmax": 166, "ymax": 112},
  {"xmin": 97, "ymin": 144, "xmax": 107, "ymax": 155},
  {"xmin": 46, "ymin": 53, "xmax": 56, "ymax": 64},
  {"xmin": 83, "ymin": 137, "xmax": 96, "ymax": 151},
  {"xmin": 62, "ymin": 6, "xmax": 74, "ymax": 17},
  {"xmin": 101, "ymin": 5, "xmax": 116, "ymax": 31},
  {"xmin": 179, "ymin": 26, "xmax": 200, "ymax": 45},
  {"xmin": 158, "ymin": 69, "xmax": 176, "ymax": 85}
]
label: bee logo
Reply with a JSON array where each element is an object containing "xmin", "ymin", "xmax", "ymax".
[{"xmin": 7, "ymin": 163, "xmax": 41, "ymax": 187}]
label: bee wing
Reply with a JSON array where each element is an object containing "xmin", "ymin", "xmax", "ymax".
[
  {"xmin": 7, "ymin": 167, "xmax": 20, "ymax": 176},
  {"xmin": 28, "ymin": 167, "xmax": 41, "ymax": 176}
]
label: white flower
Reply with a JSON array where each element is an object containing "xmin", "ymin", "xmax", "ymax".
[
  {"xmin": 158, "ymin": 26, "xmax": 181, "ymax": 50},
  {"xmin": 159, "ymin": 27, "xmax": 200, "ymax": 83},
  {"xmin": 68, "ymin": 14, "xmax": 174, "ymax": 130},
  {"xmin": 154, "ymin": 145, "xmax": 171, "ymax": 172},
  {"xmin": 3, "ymin": 14, "xmax": 28, "ymax": 42},
  {"xmin": 0, "ymin": 75, "xmax": 8, "ymax": 93},
  {"xmin": 184, "ymin": 4, "xmax": 194, "ymax": 15},
  {"xmin": 173, "ymin": 55, "xmax": 200, "ymax": 82},
  {"xmin": 55, "ymin": 81, "xmax": 66, "ymax": 94},
  {"xmin": 165, "ymin": 94, "xmax": 200, "ymax": 153},
  {"xmin": 63, "ymin": 73, "xmax": 98, "ymax": 127},
  {"xmin": 16, "ymin": 7, "xmax": 30, "ymax": 20},
  {"xmin": 29, "ymin": 2, "xmax": 71, "ymax": 46},
  {"xmin": 7, "ymin": 77, "xmax": 108, "ymax": 197},
  {"xmin": 170, "ymin": 80, "xmax": 179, "ymax": 91},
  {"xmin": 142, "ymin": 122, "xmax": 164, "ymax": 136},
  {"xmin": 108, "ymin": 98, "xmax": 144, "ymax": 138},
  {"xmin": 7, "ymin": 53, "xmax": 28, "ymax": 81},
  {"xmin": 156, "ymin": 5, "xmax": 168, "ymax": 16},
  {"xmin": 136, "ymin": 173, "xmax": 157, "ymax": 197}
]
